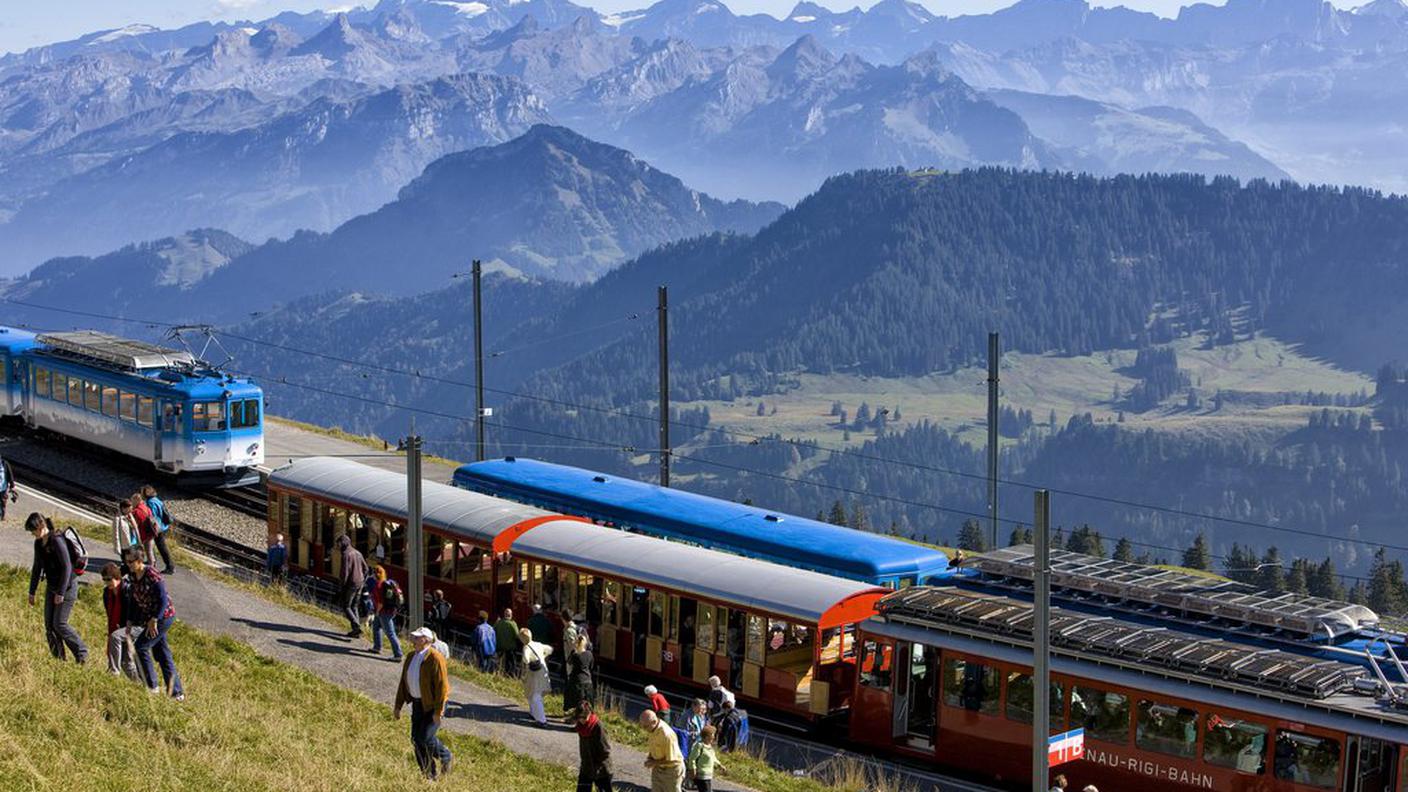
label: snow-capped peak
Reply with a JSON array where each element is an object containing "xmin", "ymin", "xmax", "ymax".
[{"xmin": 90, "ymin": 24, "xmax": 160, "ymax": 44}]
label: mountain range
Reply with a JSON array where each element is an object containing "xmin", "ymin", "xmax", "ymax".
[
  {"xmin": 2, "ymin": 0, "xmax": 1332, "ymax": 269},
  {"xmin": 0, "ymin": 125, "xmax": 782, "ymax": 330}
]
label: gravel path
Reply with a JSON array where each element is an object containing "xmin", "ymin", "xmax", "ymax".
[{"xmin": 0, "ymin": 431, "xmax": 267, "ymax": 547}]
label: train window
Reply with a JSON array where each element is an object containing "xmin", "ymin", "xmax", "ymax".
[
  {"xmin": 858, "ymin": 640, "xmax": 893, "ymax": 689},
  {"xmin": 584, "ymin": 576, "xmax": 601, "ymax": 625},
  {"xmin": 1070, "ymin": 686, "xmax": 1130, "ymax": 745},
  {"xmin": 84, "ymin": 380, "xmax": 101, "ymax": 412},
  {"xmin": 648, "ymin": 591, "xmax": 667, "ymax": 640},
  {"xmin": 745, "ymin": 613, "xmax": 765, "ymax": 664},
  {"xmin": 119, "ymin": 391, "xmax": 136, "ymax": 422},
  {"xmin": 192, "ymin": 401, "xmax": 226, "ymax": 431},
  {"xmin": 1272, "ymin": 730, "xmax": 1340, "ymax": 789},
  {"xmin": 516, "ymin": 562, "xmax": 529, "ymax": 594},
  {"xmin": 426, "ymin": 534, "xmax": 444, "ymax": 579},
  {"xmin": 1203, "ymin": 715, "xmax": 1267, "ymax": 774},
  {"xmin": 1004, "ymin": 672, "xmax": 1063, "ymax": 728},
  {"xmin": 34, "ymin": 368, "xmax": 49, "ymax": 399},
  {"xmin": 67, "ymin": 377, "xmax": 83, "ymax": 407},
  {"xmin": 542, "ymin": 565, "xmax": 560, "ymax": 610},
  {"xmin": 1136, "ymin": 700, "xmax": 1199, "ymax": 759},
  {"xmin": 561, "ymin": 570, "xmax": 578, "ymax": 615},
  {"xmin": 695, "ymin": 606, "xmax": 715, "ymax": 652},
  {"xmin": 767, "ymin": 619, "xmax": 808, "ymax": 656},
  {"xmin": 942, "ymin": 658, "xmax": 999, "ymax": 715},
  {"xmin": 602, "ymin": 580, "xmax": 620, "ymax": 626},
  {"xmin": 101, "ymin": 386, "xmax": 119, "ymax": 417},
  {"xmin": 455, "ymin": 544, "xmax": 489, "ymax": 593},
  {"xmin": 231, "ymin": 399, "xmax": 260, "ymax": 429},
  {"xmin": 668, "ymin": 595, "xmax": 679, "ymax": 642},
  {"xmin": 387, "ymin": 522, "xmax": 405, "ymax": 566},
  {"xmin": 137, "ymin": 396, "xmax": 154, "ymax": 427}
]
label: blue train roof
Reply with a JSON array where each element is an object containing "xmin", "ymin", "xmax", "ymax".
[
  {"xmin": 455, "ymin": 458, "xmax": 950, "ymax": 583},
  {"xmin": 0, "ymin": 326, "xmax": 40, "ymax": 354}
]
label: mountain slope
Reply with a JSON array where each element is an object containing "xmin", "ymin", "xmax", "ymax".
[{"xmin": 0, "ymin": 72, "xmax": 551, "ymax": 267}]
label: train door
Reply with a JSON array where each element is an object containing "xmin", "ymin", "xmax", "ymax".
[
  {"xmin": 157, "ymin": 401, "xmax": 183, "ymax": 468},
  {"xmin": 1344, "ymin": 736, "xmax": 1398, "ymax": 792},
  {"xmin": 890, "ymin": 640, "xmax": 939, "ymax": 748}
]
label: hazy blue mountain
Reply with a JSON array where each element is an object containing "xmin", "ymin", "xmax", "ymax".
[{"xmin": 0, "ymin": 72, "xmax": 551, "ymax": 270}]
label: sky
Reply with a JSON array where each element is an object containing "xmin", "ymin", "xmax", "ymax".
[{"xmin": 0, "ymin": 0, "xmax": 1371, "ymax": 56}]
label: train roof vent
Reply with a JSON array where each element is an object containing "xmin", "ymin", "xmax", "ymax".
[
  {"xmin": 592, "ymin": 475, "xmax": 608, "ymax": 483},
  {"xmin": 969, "ymin": 545, "xmax": 1379, "ymax": 642},
  {"xmin": 764, "ymin": 514, "xmax": 783, "ymax": 522},
  {"xmin": 38, "ymin": 331, "xmax": 195, "ymax": 371}
]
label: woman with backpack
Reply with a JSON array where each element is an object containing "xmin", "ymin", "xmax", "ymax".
[
  {"xmin": 26, "ymin": 512, "xmax": 88, "ymax": 664},
  {"xmin": 519, "ymin": 626, "xmax": 553, "ymax": 726},
  {"xmin": 370, "ymin": 566, "xmax": 403, "ymax": 661},
  {"xmin": 141, "ymin": 485, "xmax": 176, "ymax": 574}
]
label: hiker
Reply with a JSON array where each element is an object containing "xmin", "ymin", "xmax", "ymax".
[
  {"xmin": 394, "ymin": 627, "xmax": 453, "ymax": 780},
  {"xmin": 100, "ymin": 562, "xmax": 140, "ymax": 681},
  {"xmin": 0, "ymin": 453, "xmax": 14, "ymax": 520},
  {"xmin": 645, "ymin": 685, "xmax": 671, "ymax": 721},
  {"xmin": 336, "ymin": 534, "xmax": 368, "ymax": 637},
  {"xmin": 640, "ymin": 709, "xmax": 685, "ymax": 792},
  {"xmin": 527, "ymin": 603, "xmax": 552, "ymax": 644},
  {"xmin": 575, "ymin": 701, "xmax": 613, "ymax": 792},
  {"xmin": 495, "ymin": 607, "xmax": 521, "ymax": 675},
  {"xmin": 266, "ymin": 533, "xmax": 288, "ymax": 585},
  {"xmin": 124, "ymin": 547, "xmax": 184, "ymax": 700},
  {"xmin": 706, "ymin": 676, "xmax": 735, "ymax": 715},
  {"xmin": 370, "ymin": 566, "xmax": 402, "ymax": 660},
  {"xmin": 520, "ymin": 626, "xmax": 553, "ymax": 726},
  {"xmin": 111, "ymin": 500, "xmax": 140, "ymax": 557},
  {"xmin": 564, "ymin": 633, "xmax": 594, "ymax": 719},
  {"xmin": 427, "ymin": 589, "xmax": 452, "ymax": 638},
  {"xmin": 130, "ymin": 493, "xmax": 159, "ymax": 567},
  {"xmin": 472, "ymin": 610, "xmax": 497, "ymax": 672},
  {"xmin": 141, "ymin": 485, "xmax": 175, "ymax": 574},
  {"xmin": 26, "ymin": 513, "xmax": 88, "ymax": 664},
  {"xmin": 714, "ymin": 700, "xmax": 743, "ymax": 753},
  {"xmin": 686, "ymin": 724, "xmax": 726, "ymax": 792}
]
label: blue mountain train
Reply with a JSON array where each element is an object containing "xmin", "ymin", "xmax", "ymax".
[
  {"xmin": 452, "ymin": 456, "xmax": 951, "ymax": 588},
  {"xmin": 0, "ymin": 326, "xmax": 263, "ymax": 486}
]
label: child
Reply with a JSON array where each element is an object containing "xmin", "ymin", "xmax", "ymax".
[
  {"xmin": 686, "ymin": 724, "xmax": 725, "ymax": 792},
  {"xmin": 100, "ymin": 562, "xmax": 140, "ymax": 681}
]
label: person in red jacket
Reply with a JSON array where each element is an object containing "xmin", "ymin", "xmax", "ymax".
[{"xmin": 130, "ymin": 493, "xmax": 158, "ymax": 566}]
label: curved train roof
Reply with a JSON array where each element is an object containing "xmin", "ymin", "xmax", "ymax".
[
  {"xmin": 456, "ymin": 457, "xmax": 950, "ymax": 583},
  {"xmin": 270, "ymin": 456, "xmax": 565, "ymax": 551},
  {"xmin": 0, "ymin": 326, "xmax": 40, "ymax": 354},
  {"xmin": 514, "ymin": 518, "xmax": 886, "ymax": 627}
]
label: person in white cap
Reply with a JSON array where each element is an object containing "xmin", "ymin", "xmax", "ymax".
[{"xmin": 395, "ymin": 627, "xmax": 453, "ymax": 779}]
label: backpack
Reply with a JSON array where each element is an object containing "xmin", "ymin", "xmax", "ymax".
[
  {"xmin": 381, "ymin": 579, "xmax": 403, "ymax": 612},
  {"xmin": 59, "ymin": 527, "xmax": 88, "ymax": 576},
  {"xmin": 476, "ymin": 623, "xmax": 497, "ymax": 656}
]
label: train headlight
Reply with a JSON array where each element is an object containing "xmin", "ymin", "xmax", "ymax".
[
  {"xmin": 247, "ymin": 442, "xmax": 260, "ymax": 456},
  {"xmin": 194, "ymin": 440, "xmax": 206, "ymax": 456}
]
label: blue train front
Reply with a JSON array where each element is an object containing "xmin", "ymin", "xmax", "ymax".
[{"xmin": 0, "ymin": 326, "xmax": 263, "ymax": 486}]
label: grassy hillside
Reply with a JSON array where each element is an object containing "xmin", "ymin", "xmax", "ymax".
[{"xmin": 0, "ymin": 565, "xmax": 573, "ymax": 791}]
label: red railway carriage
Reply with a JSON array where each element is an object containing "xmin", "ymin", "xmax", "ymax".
[
  {"xmin": 266, "ymin": 456, "xmax": 584, "ymax": 618},
  {"xmin": 851, "ymin": 587, "xmax": 1408, "ymax": 792},
  {"xmin": 510, "ymin": 518, "xmax": 886, "ymax": 719}
]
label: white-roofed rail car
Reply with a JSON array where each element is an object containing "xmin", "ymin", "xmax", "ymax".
[
  {"xmin": 267, "ymin": 456, "xmax": 886, "ymax": 720},
  {"xmin": 2, "ymin": 327, "xmax": 263, "ymax": 486}
]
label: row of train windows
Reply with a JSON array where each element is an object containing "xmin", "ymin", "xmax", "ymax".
[
  {"xmin": 33, "ymin": 368, "xmax": 156, "ymax": 426},
  {"xmin": 857, "ymin": 643, "xmax": 1342, "ymax": 788},
  {"xmin": 516, "ymin": 562, "xmax": 829, "ymax": 666},
  {"xmin": 31, "ymin": 367, "xmax": 259, "ymax": 431}
]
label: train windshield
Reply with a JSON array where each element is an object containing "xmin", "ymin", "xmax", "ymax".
[
  {"xmin": 230, "ymin": 398, "xmax": 260, "ymax": 429},
  {"xmin": 192, "ymin": 401, "xmax": 227, "ymax": 432}
]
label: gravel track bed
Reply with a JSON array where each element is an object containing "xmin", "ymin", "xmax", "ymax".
[{"xmin": 0, "ymin": 432, "xmax": 266, "ymax": 548}]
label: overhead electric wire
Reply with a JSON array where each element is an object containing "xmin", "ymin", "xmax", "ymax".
[{"xmin": 6, "ymin": 295, "xmax": 1407, "ymax": 558}]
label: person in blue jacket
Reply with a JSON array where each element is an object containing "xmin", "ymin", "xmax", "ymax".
[{"xmin": 141, "ymin": 485, "xmax": 176, "ymax": 574}]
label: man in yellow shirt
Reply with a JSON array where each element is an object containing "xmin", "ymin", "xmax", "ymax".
[{"xmin": 639, "ymin": 709, "xmax": 684, "ymax": 792}]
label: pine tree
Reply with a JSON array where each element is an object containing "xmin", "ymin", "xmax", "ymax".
[
  {"xmin": 1367, "ymin": 548, "xmax": 1408, "ymax": 615},
  {"xmin": 814, "ymin": 510, "xmax": 826, "ymax": 523},
  {"xmin": 849, "ymin": 502, "xmax": 870, "ymax": 532},
  {"xmin": 1181, "ymin": 533, "xmax": 1212, "ymax": 571},
  {"xmin": 1113, "ymin": 537, "xmax": 1135, "ymax": 563},
  {"xmin": 1257, "ymin": 547, "xmax": 1286, "ymax": 594},
  {"xmin": 827, "ymin": 500, "xmax": 849, "ymax": 527},
  {"xmin": 1008, "ymin": 527, "xmax": 1027, "ymax": 547},
  {"xmin": 1224, "ymin": 544, "xmax": 1258, "ymax": 584},
  {"xmin": 1286, "ymin": 558, "xmax": 1311, "ymax": 595},
  {"xmin": 957, "ymin": 520, "xmax": 989, "ymax": 552},
  {"xmin": 1310, "ymin": 558, "xmax": 1346, "ymax": 600},
  {"xmin": 1066, "ymin": 525, "xmax": 1105, "ymax": 558}
]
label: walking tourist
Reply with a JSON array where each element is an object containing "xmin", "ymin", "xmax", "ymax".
[
  {"xmin": 394, "ymin": 627, "xmax": 453, "ymax": 779},
  {"xmin": 141, "ymin": 485, "xmax": 176, "ymax": 573},
  {"xmin": 336, "ymin": 534, "xmax": 368, "ymax": 637},
  {"xmin": 266, "ymin": 534, "xmax": 288, "ymax": 585},
  {"xmin": 706, "ymin": 676, "xmax": 735, "ymax": 715},
  {"xmin": 472, "ymin": 610, "xmax": 497, "ymax": 672},
  {"xmin": 686, "ymin": 724, "xmax": 726, "ymax": 792},
  {"xmin": 27, "ymin": 513, "xmax": 87, "ymax": 663},
  {"xmin": 520, "ymin": 626, "xmax": 553, "ymax": 726},
  {"xmin": 100, "ymin": 562, "xmax": 140, "ymax": 681},
  {"xmin": 564, "ymin": 633, "xmax": 594, "ymax": 718},
  {"xmin": 640, "ymin": 709, "xmax": 685, "ymax": 792},
  {"xmin": 645, "ymin": 684, "xmax": 671, "ymax": 721},
  {"xmin": 496, "ymin": 608, "xmax": 521, "ymax": 675},
  {"xmin": 370, "ymin": 566, "xmax": 402, "ymax": 660},
  {"xmin": 575, "ymin": 701, "xmax": 613, "ymax": 792},
  {"xmin": 130, "ymin": 492, "xmax": 159, "ymax": 567},
  {"xmin": 111, "ymin": 500, "xmax": 139, "ymax": 557},
  {"xmin": 527, "ymin": 603, "xmax": 552, "ymax": 644},
  {"xmin": 124, "ymin": 547, "xmax": 183, "ymax": 700}
]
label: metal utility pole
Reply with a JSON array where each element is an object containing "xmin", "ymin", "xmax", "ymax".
[
  {"xmin": 472, "ymin": 259, "xmax": 486, "ymax": 462},
  {"xmin": 658, "ymin": 285, "xmax": 670, "ymax": 488},
  {"xmin": 987, "ymin": 332, "xmax": 1000, "ymax": 550},
  {"xmin": 1031, "ymin": 489, "xmax": 1052, "ymax": 792},
  {"xmin": 405, "ymin": 419, "xmax": 425, "ymax": 632}
]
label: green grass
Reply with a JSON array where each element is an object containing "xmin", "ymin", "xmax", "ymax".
[{"xmin": 0, "ymin": 565, "xmax": 575, "ymax": 791}]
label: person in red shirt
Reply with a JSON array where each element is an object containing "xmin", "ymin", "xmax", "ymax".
[
  {"xmin": 100, "ymin": 562, "xmax": 140, "ymax": 681},
  {"xmin": 130, "ymin": 493, "xmax": 158, "ymax": 566},
  {"xmin": 645, "ymin": 685, "xmax": 671, "ymax": 721}
]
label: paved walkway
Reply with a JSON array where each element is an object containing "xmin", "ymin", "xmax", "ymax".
[{"xmin": 5, "ymin": 484, "xmax": 755, "ymax": 792}]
